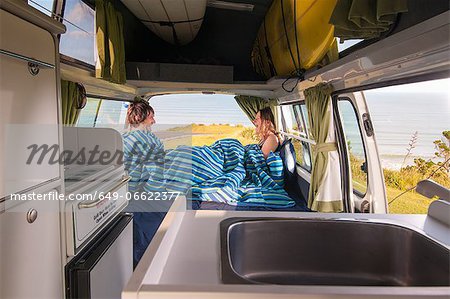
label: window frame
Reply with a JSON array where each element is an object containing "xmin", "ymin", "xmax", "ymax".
[
  {"xmin": 334, "ymin": 96, "xmax": 370, "ymax": 198},
  {"xmin": 279, "ymin": 102, "xmax": 315, "ymax": 173}
]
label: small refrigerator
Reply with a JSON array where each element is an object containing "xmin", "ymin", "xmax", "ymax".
[{"xmin": 65, "ymin": 213, "xmax": 133, "ymax": 299}]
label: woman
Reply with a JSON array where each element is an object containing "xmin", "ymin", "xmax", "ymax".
[
  {"xmin": 122, "ymin": 100, "xmax": 167, "ymax": 268},
  {"xmin": 253, "ymin": 107, "xmax": 282, "ymax": 158},
  {"xmin": 123, "ymin": 100, "xmax": 164, "ymax": 194}
]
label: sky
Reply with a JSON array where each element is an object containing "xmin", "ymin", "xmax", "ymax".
[{"xmin": 58, "ymin": 0, "xmax": 95, "ymax": 65}]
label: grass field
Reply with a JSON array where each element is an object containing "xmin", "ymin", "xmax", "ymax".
[
  {"xmin": 163, "ymin": 124, "xmax": 441, "ymax": 214},
  {"xmin": 167, "ymin": 124, "xmax": 257, "ymax": 147},
  {"xmin": 386, "ymin": 186, "xmax": 434, "ymax": 214}
]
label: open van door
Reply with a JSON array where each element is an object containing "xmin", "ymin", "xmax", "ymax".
[{"xmin": 334, "ymin": 92, "xmax": 388, "ymax": 213}]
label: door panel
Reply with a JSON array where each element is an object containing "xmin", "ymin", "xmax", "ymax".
[
  {"xmin": 0, "ymin": 9, "xmax": 60, "ymax": 198},
  {"xmin": 336, "ymin": 93, "xmax": 387, "ymax": 213}
]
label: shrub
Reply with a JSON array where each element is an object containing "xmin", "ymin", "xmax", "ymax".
[{"xmin": 240, "ymin": 127, "xmax": 259, "ymax": 142}]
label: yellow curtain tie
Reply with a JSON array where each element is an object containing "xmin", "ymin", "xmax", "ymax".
[{"xmin": 315, "ymin": 142, "xmax": 337, "ymax": 153}]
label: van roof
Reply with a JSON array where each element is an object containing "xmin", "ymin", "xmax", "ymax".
[{"xmin": 60, "ymin": 0, "xmax": 450, "ymax": 100}]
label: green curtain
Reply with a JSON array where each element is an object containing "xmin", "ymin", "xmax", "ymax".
[
  {"xmin": 305, "ymin": 83, "xmax": 341, "ymax": 212},
  {"xmin": 235, "ymin": 95, "xmax": 278, "ymax": 128},
  {"xmin": 61, "ymin": 80, "xmax": 85, "ymax": 126},
  {"xmin": 330, "ymin": 0, "xmax": 408, "ymax": 41},
  {"xmin": 95, "ymin": 0, "xmax": 126, "ymax": 84}
]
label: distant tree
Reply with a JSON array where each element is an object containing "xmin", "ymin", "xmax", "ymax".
[
  {"xmin": 411, "ymin": 157, "xmax": 435, "ymax": 176},
  {"xmin": 433, "ymin": 130, "xmax": 450, "ymax": 173}
]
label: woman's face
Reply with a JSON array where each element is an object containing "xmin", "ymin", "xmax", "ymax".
[
  {"xmin": 143, "ymin": 112, "xmax": 156, "ymax": 126},
  {"xmin": 253, "ymin": 112, "xmax": 262, "ymax": 129}
]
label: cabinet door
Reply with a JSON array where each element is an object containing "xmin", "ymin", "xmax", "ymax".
[
  {"xmin": 0, "ymin": 9, "xmax": 60, "ymax": 199},
  {"xmin": 0, "ymin": 190, "xmax": 63, "ymax": 299}
]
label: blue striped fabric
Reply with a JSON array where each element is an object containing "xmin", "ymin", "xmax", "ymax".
[
  {"xmin": 123, "ymin": 133, "xmax": 295, "ymax": 208},
  {"xmin": 122, "ymin": 130, "xmax": 166, "ymax": 193},
  {"xmin": 166, "ymin": 139, "xmax": 295, "ymax": 208}
]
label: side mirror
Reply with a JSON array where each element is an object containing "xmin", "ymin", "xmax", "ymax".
[
  {"xmin": 416, "ymin": 179, "xmax": 449, "ymax": 202},
  {"xmin": 417, "ymin": 180, "xmax": 450, "ymax": 226}
]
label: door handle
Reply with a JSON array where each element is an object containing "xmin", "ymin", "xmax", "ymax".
[
  {"xmin": 77, "ymin": 175, "xmax": 131, "ymax": 209},
  {"xmin": 0, "ymin": 48, "xmax": 55, "ymax": 69}
]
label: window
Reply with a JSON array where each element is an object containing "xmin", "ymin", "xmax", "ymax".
[
  {"xmin": 337, "ymin": 38, "xmax": 363, "ymax": 53},
  {"xmin": 281, "ymin": 104, "xmax": 312, "ymax": 172},
  {"xmin": 95, "ymin": 100, "xmax": 128, "ymax": 129},
  {"xmin": 362, "ymin": 78, "xmax": 450, "ymax": 214},
  {"xmin": 77, "ymin": 98, "xmax": 101, "ymax": 127},
  {"xmin": 76, "ymin": 98, "xmax": 128, "ymax": 130},
  {"xmin": 337, "ymin": 99, "xmax": 368, "ymax": 195},
  {"xmin": 149, "ymin": 94, "xmax": 254, "ymax": 148},
  {"xmin": 59, "ymin": 0, "xmax": 95, "ymax": 65},
  {"xmin": 28, "ymin": 0, "xmax": 54, "ymax": 16}
]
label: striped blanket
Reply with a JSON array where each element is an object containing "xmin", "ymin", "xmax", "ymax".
[
  {"xmin": 165, "ymin": 139, "xmax": 295, "ymax": 208},
  {"xmin": 123, "ymin": 132, "xmax": 294, "ymax": 208}
]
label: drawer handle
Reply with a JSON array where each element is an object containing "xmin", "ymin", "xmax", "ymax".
[{"xmin": 77, "ymin": 175, "xmax": 131, "ymax": 209}]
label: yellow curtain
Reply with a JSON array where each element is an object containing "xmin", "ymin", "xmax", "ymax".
[
  {"xmin": 235, "ymin": 95, "xmax": 278, "ymax": 128},
  {"xmin": 61, "ymin": 80, "xmax": 86, "ymax": 126},
  {"xmin": 95, "ymin": 0, "xmax": 126, "ymax": 84},
  {"xmin": 305, "ymin": 83, "xmax": 342, "ymax": 212}
]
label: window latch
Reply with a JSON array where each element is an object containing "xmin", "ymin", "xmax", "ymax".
[
  {"xmin": 362, "ymin": 113, "xmax": 374, "ymax": 137},
  {"xmin": 360, "ymin": 161, "xmax": 368, "ymax": 173}
]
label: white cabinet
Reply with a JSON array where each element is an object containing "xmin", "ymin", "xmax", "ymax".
[
  {"xmin": 0, "ymin": 3, "xmax": 65, "ymax": 299},
  {"xmin": 0, "ymin": 8, "xmax": 60, "ymax": 199},
  {"xmin": 0, "ymin": 190, "xmax": 63, "ymax": 299}
]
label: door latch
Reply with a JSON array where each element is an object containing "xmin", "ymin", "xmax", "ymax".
[
  {"xmin": 360, "ymin": 161, "xmax": 368, "ymax": 173},
  {"xmin": 28, "ymin": 62, "xmax": 40, "ymax": 76},
  {"xmin": 362, "ymin": 113, "xmax": 374, "ymax": 137}
]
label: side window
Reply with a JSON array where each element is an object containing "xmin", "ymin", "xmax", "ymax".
[
  {"xmin": 77, "ymin": 98, "xmax": 101, "ymax": 127},
  {"xmin": 281, "ymin": 104, "xmax": 312, "ymax": 172},
  {"xmin": 95, "ymin": 100, "xmax": 128, "ymax": 129},
  {"xmin": 337, "ymin": 99, "xmax": 368, "ymax": 195},
  {"xmin": 59, "ymin": 0, "xmax": 96, "ymax": 65},
  {"xmin": 28, "ymin": 0, "xmax": 54, "ymax": 16},
  {"xmin": 362, "ymin": 78, "xmax": 450, "ymax": 214},
  {"xmin": 76, "ymin": 98, "xmax": 128, "ymax": 130}
]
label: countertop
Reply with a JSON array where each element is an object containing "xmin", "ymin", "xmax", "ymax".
[{"xmin": 123, "ymin": 197, "xmax": 450, "ymax": 299}]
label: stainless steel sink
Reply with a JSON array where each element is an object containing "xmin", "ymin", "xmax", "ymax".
[{"xmin": 220, "ymin": 218, "xmax": 450, "ymax": 286}]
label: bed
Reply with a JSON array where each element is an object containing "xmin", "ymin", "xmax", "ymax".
[
  {"xmin": 164, "ymin": 138, "xmax": 309, "ymax": 211},
  {"xmin": 124, "ymin": 135, "xmax": 309, "ymax": 212}
]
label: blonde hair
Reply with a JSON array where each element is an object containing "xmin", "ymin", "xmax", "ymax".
[{"xmin": 256, "ymin": 107, "xmax": 279, "ymax": 141}]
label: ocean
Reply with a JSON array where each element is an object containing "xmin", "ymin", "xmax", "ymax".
[
  {"xmin": 364, "ymin": 85, "xmax": 450, "ymax": 169},
  {"xmin": 150, "ymin": 82, "xmax": 449, "ymax": 170},
  {"xmin": 150, "ymin": 94, "xmax": 253, "ymax": 126}
]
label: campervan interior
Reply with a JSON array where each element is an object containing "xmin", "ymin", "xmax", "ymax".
[{"xmin": 1, "ymin": 0, "xmax": 449, "ymax": 298}]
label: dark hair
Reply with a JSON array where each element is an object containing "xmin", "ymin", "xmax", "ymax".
[
  {"xmin": 126, "ymin": 100, "xmax": 154, "ymax": 128},
  {"xmin": 259, "ymin": 107, "xmax": 275, "ymax": 129}
]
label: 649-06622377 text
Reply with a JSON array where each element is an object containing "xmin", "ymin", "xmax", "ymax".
[{"xmin": 10, "ymin": 191, "xmax": 180, "ymax": 202}]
